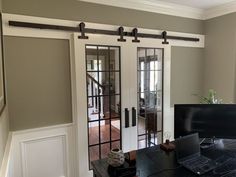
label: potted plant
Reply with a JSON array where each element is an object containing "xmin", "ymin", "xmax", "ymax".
[{"xmin": 199, "ymin": 89, "xmax": 223, "ymax": 104}]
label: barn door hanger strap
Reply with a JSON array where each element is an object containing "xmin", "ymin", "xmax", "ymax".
[
  {"xmin": 78, "ymin": 22, "xmax": 88, "ymax": 39},
  {"xmin": 162, "ymin": 31, "xmax": 169, "ymax": 44},
  {"xmin": 117, "ymin": 27, "xmax": 126, "ymax": 42},
  {"xmin": 8, "ymin": 21, "xmax": 200, "ymax": 42},
  {"xmin": 132, "ymin": 28, "xmax": 140, "ymax": 43}
]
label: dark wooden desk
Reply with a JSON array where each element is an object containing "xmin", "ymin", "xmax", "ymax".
[{"xmin": 92, "ymin": 139, "xmax": 236, "ymax": 177}]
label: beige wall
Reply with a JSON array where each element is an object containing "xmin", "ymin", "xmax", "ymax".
[
  {"xmin": 2, "ymin": 0, "xmax": 204, "ymax": 131},
  {"xmin": 171, "ymin": 47, "xmax": 204, "ymax": 106},
  {"xmin": 4, "ymin": 37, "xmax": 72, "ymax": 131},
  {"xmin": 204, "ymin": 13, "xmax": 236, "ymax": 103},
  {"xmin": 3, "ymin": 0, "xmax": 204, "ymax": 34}
]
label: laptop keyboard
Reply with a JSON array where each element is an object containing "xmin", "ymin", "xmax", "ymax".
[
  {"xmin": 182, "ymin": 155, "xmax": 216, "ymax": 175},
  {"xmin": 184, "ymin": 156, "xmax": 209, "ymax": 167},
  {"xmin": 215, "ymin": 155, "xmax": 232, "ymax": 165},
  {"xmin": 214, "ymin": 159, "xmax": 236, "ymax": 175},
  {"xmin": 221, "ymin": 170, "xmax": 236, "ymax": 177}
]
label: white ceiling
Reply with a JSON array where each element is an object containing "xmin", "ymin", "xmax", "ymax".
[
  {"xmin": 80, "ymin": 0, "xmax": 236, "ymax": 19},
  {"xmin": 156, "ymin": 0, "xmax": 236, "ymax": 10}
]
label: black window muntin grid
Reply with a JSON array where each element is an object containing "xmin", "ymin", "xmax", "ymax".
[
  {"xmin": 137, "ymin": 48, "xmax": 164, "ymax": 148},
  {"xmin": 85, "ymin": 45, "xmax": 122, "ymax": 169}
]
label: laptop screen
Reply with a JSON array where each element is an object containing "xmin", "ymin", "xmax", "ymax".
[{"xmin": 175, "ymin": 133, "xmax": 200, "ymax": 161}]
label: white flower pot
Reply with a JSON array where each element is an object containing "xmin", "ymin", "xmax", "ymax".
[{"xmin": 107, "ymin": 148, "xmax": 125, "ymax": 167}]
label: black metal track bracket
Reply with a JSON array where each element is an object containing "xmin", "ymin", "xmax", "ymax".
[
  {"xmin": 78, "ymin": 22, "xmax": 88, "ymax": 39},
  {"xmin": 8, "ymin": 21, "xmax": 200, "ymax": 42},
  {"xmin": 132, "ymin": 28, "xmax": 140, "ymax": 43},
  {"xmin": 117, "ymin": 27, "xmax": 126, "ymax": 42},
  {"xmin": 162, "ymin": 31, "xmax": 169, "ymax": 44}
]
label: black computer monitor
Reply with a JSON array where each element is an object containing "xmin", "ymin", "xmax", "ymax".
[{"xmin": 174, "ymin": 104, "xmax": 236, "ymax": 139}]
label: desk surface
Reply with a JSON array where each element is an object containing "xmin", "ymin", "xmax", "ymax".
[{"xmin": 92, "ymin": 139, "xmax": 236, "ymax": 177}]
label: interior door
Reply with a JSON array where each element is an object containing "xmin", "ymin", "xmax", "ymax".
[
  {"xmin": 71, "ymin": 33, "xmax": 137, "ymax": 177},
  {"xmin": 127, "ymin": 40, "xmax": 167, "ymax": 150},
  {"xmin": 71, "ymin": 33, "xmax": 170, "ymax": 177},
  {"xmin": 136, "ymin": 47, "xmax": 164, "ymax": 149}
]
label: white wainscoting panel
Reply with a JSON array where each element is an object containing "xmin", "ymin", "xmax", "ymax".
[
  {"xmin": 21, "ymin": 135, "xmax": 67, "ymax": 177},
  {"xmin": 10, "ymin": 124, "xmax": 75, "ymax": 177}
]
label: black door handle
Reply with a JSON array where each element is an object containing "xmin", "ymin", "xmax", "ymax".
[
  {"xmin": 125, "ymin": 108, "xmax": 129, "ymax": 128},
  {"xmin": 132, "ymin": 107, "xmax": 136, "ymax": 127}
]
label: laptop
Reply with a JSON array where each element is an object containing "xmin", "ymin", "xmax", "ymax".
[{"xmin": 175, "ymin": 133, "xmax": 217, "ymax": 175}]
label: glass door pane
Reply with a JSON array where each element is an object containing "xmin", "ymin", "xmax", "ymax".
[
  {"xmin": 86, "ymin": 45, "xmax": 121, "ymax": 168},
  {"xmin": 137, "ymin": 48, "xmax": 163, "ymax": 149}
]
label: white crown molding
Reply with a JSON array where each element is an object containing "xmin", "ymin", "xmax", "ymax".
[
  {"xmin": 204, "ymin": 1, "xmax": 236, "ymax": 20},
  {"xmin": 79, "ymin": 0, "xmax": 236, "ymax": 20},
  {"xmin": 79, "ymin": 0, "xmax": 204, "ymax": 20}
]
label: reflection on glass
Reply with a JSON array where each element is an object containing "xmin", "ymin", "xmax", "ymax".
[
  {"xmin": 88, "ymin": 96, "xmax": 101, "ymax": 122},
  {"xmin": 100, "ymin": 121, "xmax": 111, "ymax": 143},
  {"xmin": 157, "ymin": 91, "xmax": 162, "ymax": 110},
  {"xmin": 155, "ymin": 49, "xmax": 163, "ymax": 70},
  {"xmin": 110, "ymin": 47, "xmax": 120, "ymax": 71},
  {"xmin": 89, "ymin": 145, "xmax": 99, "ymax": 163},
  {"xmin": 157, "ymin": 112, "xmax": 162, "ymax": 131},
  {"xmin": 110, "ymin": 95, "xmax": 120, "ymax": 119},
  {"xmin": 111, "ymin": 119, "xmax": 120, "ymax": 140},
  {"xmin": 86, "ymin": 45, "xmax": 121, "ymax": 168},
  {"xmin": 112, "ymin": 141, "xmax": 120, "ymax": 149},
  {"xmin": 101, "ymin": 96, "xmax": 110, "ymax": 119},
  {"xmin": 110, "ymin": 72, "xmax": 120, "ymax": 95},
  {"xmin": 137, "ymin": 48, "xmax": 163, "ymax": 149},
  {"xmin": 89, "ymin": 122, "xmax": 99, "ymax": 145},
  {"xmin": 101, "ymin": 143, "xmax": 111, "ymax": 159}
]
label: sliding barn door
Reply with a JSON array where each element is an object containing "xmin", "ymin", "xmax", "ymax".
[
  {"xmin": 71, "ymin": 33, "xmax": 168, "ymax": 177},
  {"xmin": 71, "ymin": 34, "xmax": 137, "ymax": 177}
]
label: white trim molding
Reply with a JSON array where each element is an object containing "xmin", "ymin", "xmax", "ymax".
[
  {"xmin": 20, "ymin": 135, "xmax": 68, "ymax": 177},
  {"xmin": 0, "ymin": 124, "xmax": 76, "ymax": 177},
  {"xmin": 79, "ymin": 0, "xmax": 236, "ymax": 20},
  {"xmin": 204, "ymin": 1, "xmax": 236, "ymax": 20},
  {"xmin": 9, "ymin": 123, "xmax": 76, "ymax": 177}
]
